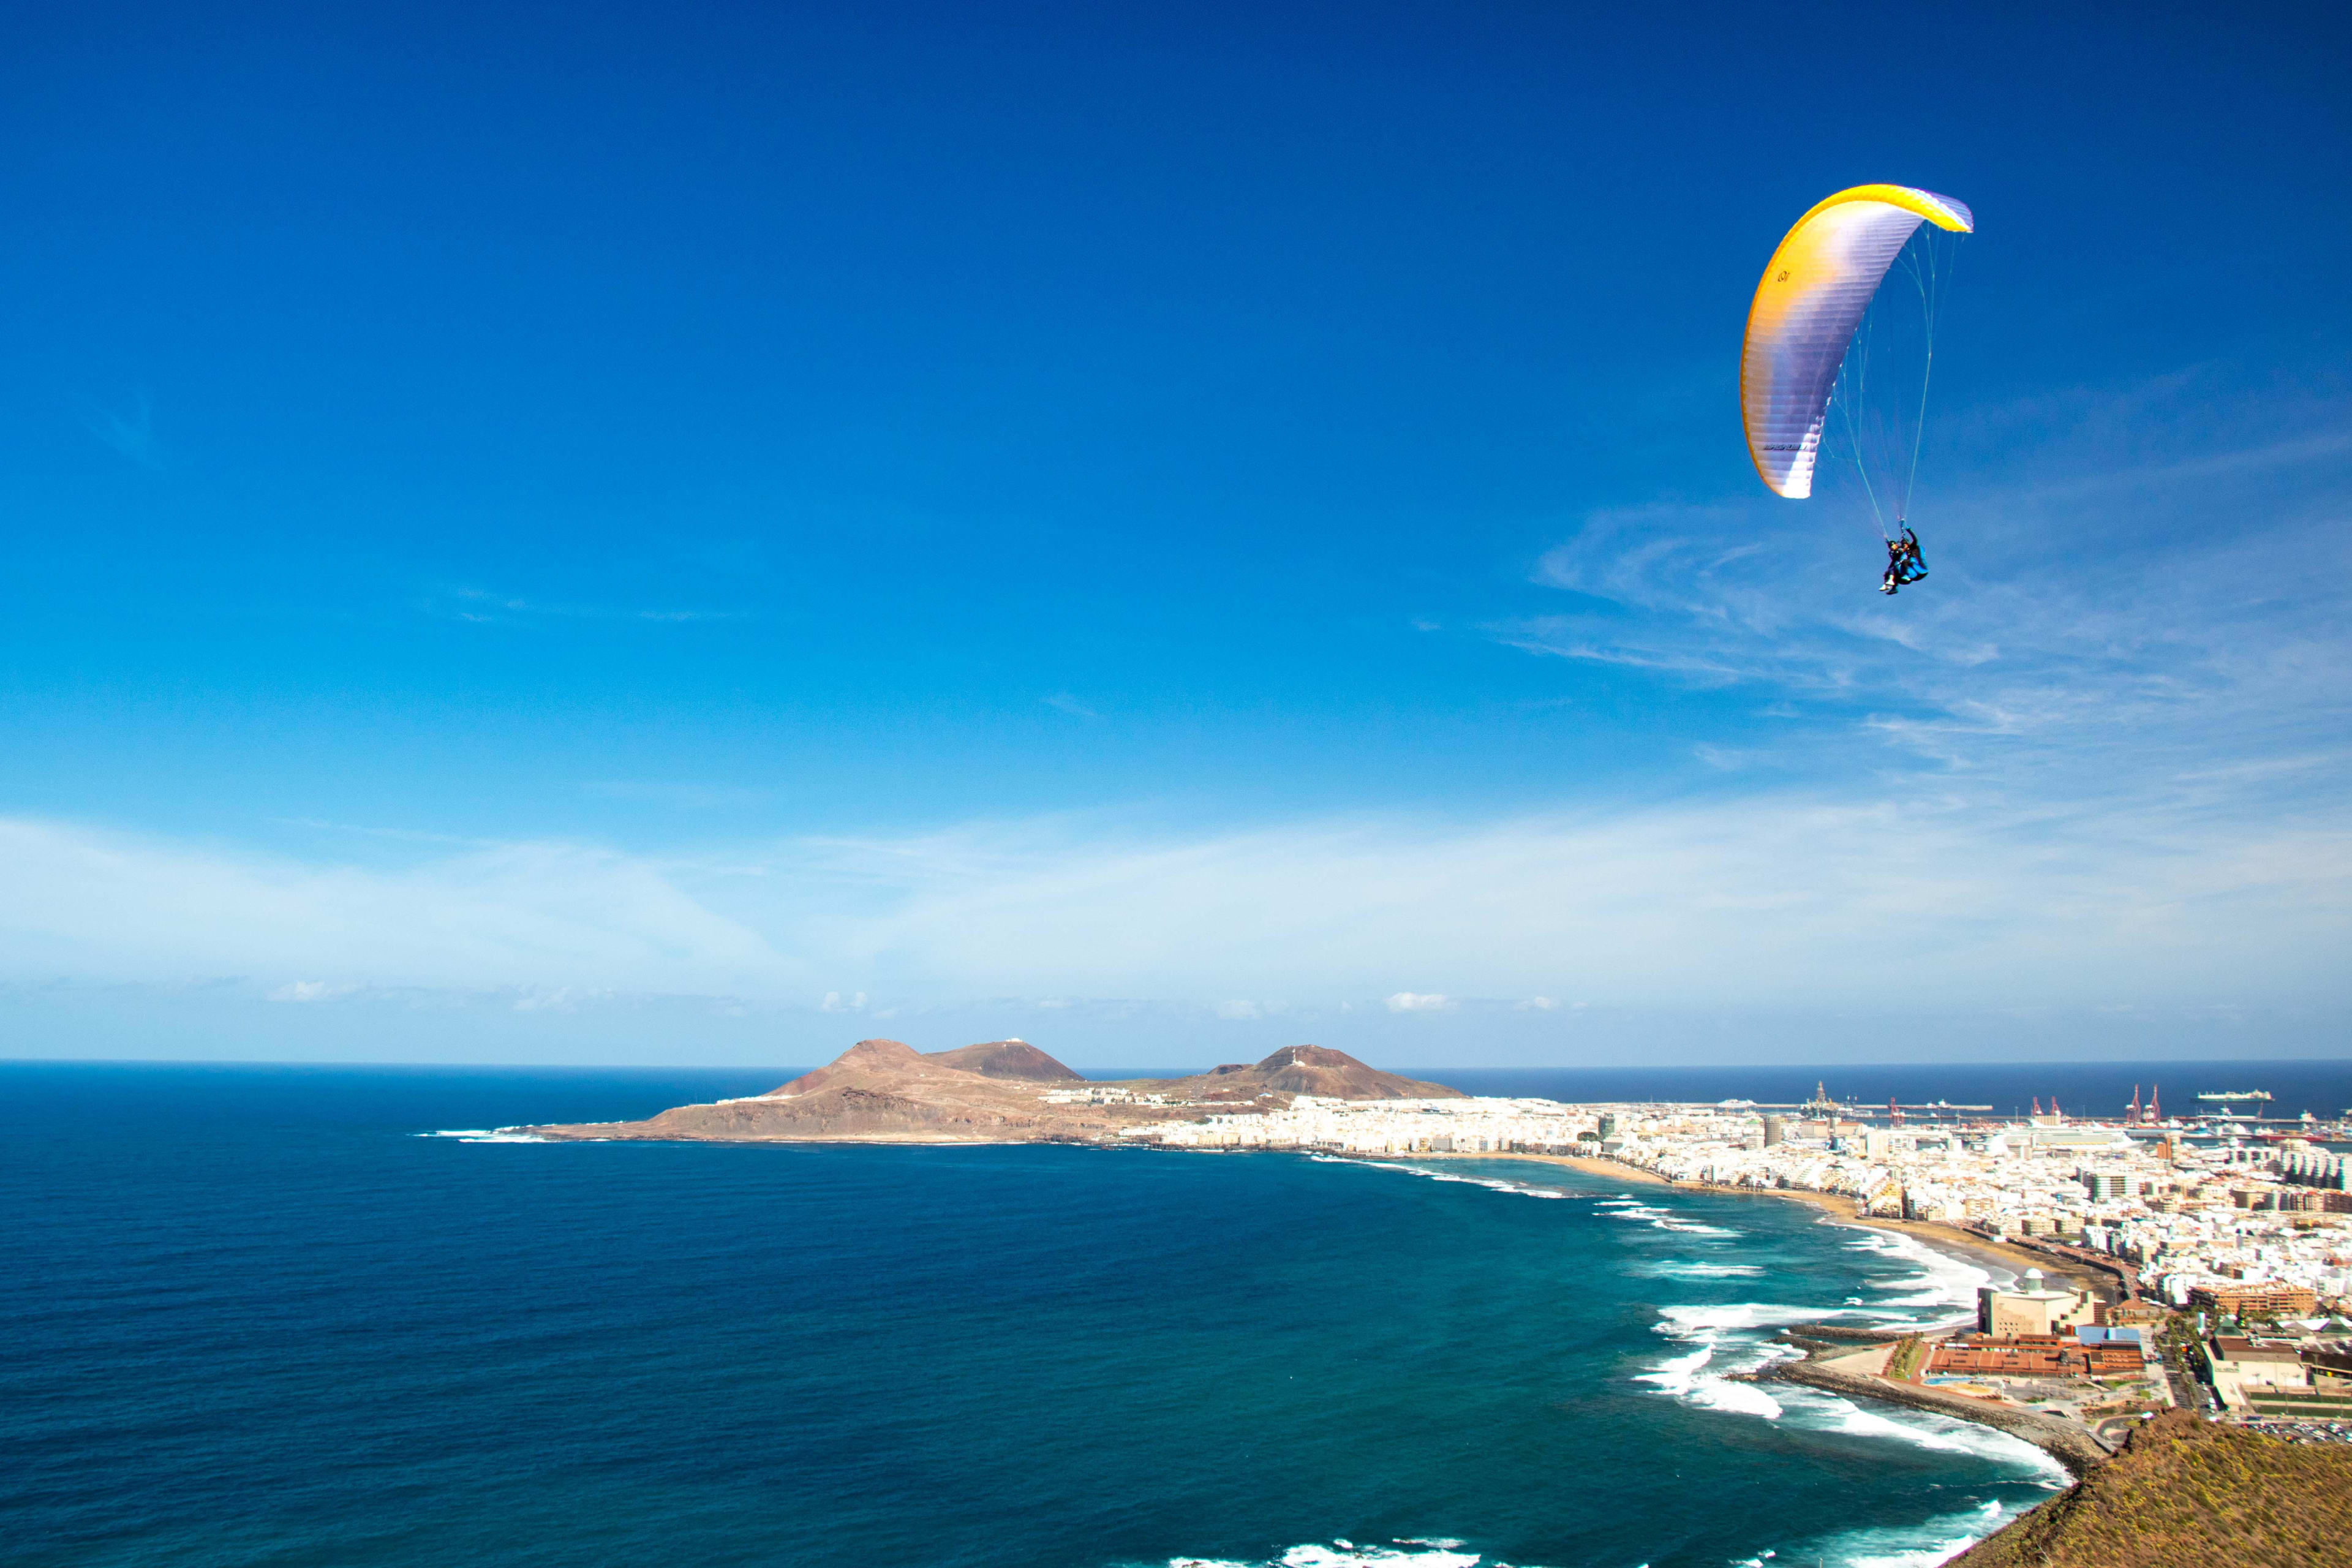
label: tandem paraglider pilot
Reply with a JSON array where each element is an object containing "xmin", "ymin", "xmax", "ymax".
[
  {"xmin": 1740, "ymin": 183, "xmax": 1973, "ymax": 595},
  {"xmin": 1880, "ymin": 526, "xmax": 1928, "ymax": 595}
]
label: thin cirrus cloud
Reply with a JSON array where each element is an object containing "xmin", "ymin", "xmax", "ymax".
[
  {"xmin": 0, "ymin": 816, "xmax": 793, "ymax": 997},
  {"xmin": 415, "ymin": 587, "xmax": 744, "ymax": 626},
  {"xmin": 1, "ymin": 768, "xmax": 2347, "ymax": 1040},
  {"xmin": 79, "ymin": 392, "xmax": 160, "ymax": 467},
  {"xmin": 6, "ymin": 374, "xmax": 2346, "ymax": 1046},
  {"xmin": 1505, "ymin": 371, "xmax": 2352, "ymax": 820},
  {"xmin": 581, "ymin": 782, "xmax": 773, "ymax": 810}
]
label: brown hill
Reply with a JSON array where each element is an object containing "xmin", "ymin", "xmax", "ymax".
[
  {"xmin": 527, "ymin": 1038, "xmax": 1138, "ymax": 1144},
  {"xmin": 523, "ymin": 1039, "xmax": 1460, "ymax": 1144},
  {"xmin": 1950, "ymin": 1409, "xmax": 2352, "ymax": 1567},
  {"xmin": 1142, "ymin": 1045, "xmax": 1464, "ymax": 1104},
  {"xmin": 927, "ymin": 1039, "xmax": 1084, "ymax": 1082},
  {"xmin": 768, "ymin": 1036, "xmax": 927, "ymax": 1096}
]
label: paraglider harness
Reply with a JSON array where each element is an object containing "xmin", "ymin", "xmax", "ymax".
[{"xmin": 1880, "ymin": 525, "xmax": 1928, "ymax": 595}]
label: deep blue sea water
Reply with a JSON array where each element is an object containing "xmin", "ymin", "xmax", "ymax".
[{"xmin": 9, "ymin": 1061, "xmax": 2293, "ymax": 1568}]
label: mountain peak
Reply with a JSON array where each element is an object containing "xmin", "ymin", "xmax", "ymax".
[
  {"xmin": 1145, "ymin": 1046, "xmax": 1462, "ymax": 1102},
  {"xmin": 927, "ymin": 1040, "xmax": 1085, "ymax": 1082},
  {"xmin": 840, "ymin": 1038, "xmax": 923, "ymax": 1066},
  {"xmin": 1257, "ymin": 1044, "xmax": 1359, "ymax": 1071}
]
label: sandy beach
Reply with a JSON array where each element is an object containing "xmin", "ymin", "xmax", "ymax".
[{"xmin": 1728, "ymin": 1186, "xmax": 2114, "ymax": 1297}]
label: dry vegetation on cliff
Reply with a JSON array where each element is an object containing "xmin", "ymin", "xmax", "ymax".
[{"xmin": 1951, "ymin": 1409, "xmax": 2352, "ymax": 1567}]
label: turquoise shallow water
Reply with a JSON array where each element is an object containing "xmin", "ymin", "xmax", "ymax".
[{"xmin": 1, "ymin": 1066, "xmax": 2066, "ymax": 1568}]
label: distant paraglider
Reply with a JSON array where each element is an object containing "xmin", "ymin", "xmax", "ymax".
[{"xmin": 1740, "ymin": 184, "xmax": 1973, "ymax": 592}]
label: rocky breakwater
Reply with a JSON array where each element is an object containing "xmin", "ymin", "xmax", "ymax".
[
  {"xmin": 523, "ymin": 1040, "xmax": 1461, "ymax": 1145},
  {"xmin": 1771, "ymin": 1348, "xmax": 2114, "ymax": 1476}
]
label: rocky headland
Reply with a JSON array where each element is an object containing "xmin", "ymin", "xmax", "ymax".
[
  {"xmin": 1950, "ymin": 1408, "xmax": 2352, "ymax": 1567},
  {"xmin": 523, "ymin": 1039, "xmax": 1462, "ymax": 1144}
]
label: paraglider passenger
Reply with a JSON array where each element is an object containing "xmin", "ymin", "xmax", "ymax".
[{"xmin": 1880, "ymin": 526, "xmax": 1927, "ymax": 594}]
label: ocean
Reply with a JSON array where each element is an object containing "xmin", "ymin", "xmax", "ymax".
[{"xmin": 6, "ymin": 1060, "xmax": 2334, "ymax": 1567}]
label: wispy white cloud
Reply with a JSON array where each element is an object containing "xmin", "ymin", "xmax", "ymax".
[
  {"xmin": 417, "ymin": 587, "xmax": 743, "ymax": 626},
  {"xmin": 80, "ymin": 392, "xmax": 158, "ymax": 467},
  {"xmin": 1384, "ymin": 992, "xmax": 1453, "ymax": 1013},
  {"xmin": 786, "ymin": 796, "xmax": 2352, "ymax": 1009},
  {"xmin": 1042, "ymin": 693, "xmax": 1099, "ymax": 718},
  {"xmin": 6, "ymin": 374, "xmax": 2348, "ymax": 1042},
  {"xmin": 9, "ymin": 765, "xmax": 2348, "ymax": 1019},
  {"xmin": 1507, "ymin": 373, "xmax": 2352, "ymax": 830},
  {"xmin": 265, "ymin": 980, "xmax": 355, "ymax": 1003},
  {"xmin": 276, "ymin": 816, "xmax": 494, "ymax": 847},
  {"xmin": 0, "ymin": 818, "xmax": 792, "ymax": 995},
  {"xmin": 581, "ymin": 781, "xmax": 771, "ymax": 810}
]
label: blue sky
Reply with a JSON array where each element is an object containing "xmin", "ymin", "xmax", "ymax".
[{"xmin": 6, "ymin": 1, "xmax": 2350, "ymax": 1066}]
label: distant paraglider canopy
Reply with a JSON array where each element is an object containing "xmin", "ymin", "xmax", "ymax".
[{"xmin": 1741, "ymin": 184, "xmax": 1973, "ymax": 580}]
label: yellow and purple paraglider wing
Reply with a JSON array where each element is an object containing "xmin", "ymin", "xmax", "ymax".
[{"xmin": 1741, "ymin": 185, "xmax": 1973, "ymax": 499}]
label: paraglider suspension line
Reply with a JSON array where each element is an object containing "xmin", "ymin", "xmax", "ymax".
[
  {"xmin": 1899, "ymin": 240, "xmax": 1955, "ymax": 526},
  {"xmin": 1832, "ymin": 325, "xmax": 1894, "ymax": 543},
  {"xmin": 1830, "ymin": 231, "xmax": 1958, "ymax": 546}
]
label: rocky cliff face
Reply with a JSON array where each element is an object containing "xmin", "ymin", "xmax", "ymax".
[{"xmin": 524, "ymin": 1041, "xmax": 1458, "ymax": 1144}]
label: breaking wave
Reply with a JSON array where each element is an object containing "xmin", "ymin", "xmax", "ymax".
[
  {"xmin": 1312, "ymin": 1142, "xmax": 2050, "ymax": 1566},
  {"xmin": 419, "ymin": 1129, "xmax": 548, "ymax": 1144},
  {"xmin": 1321, "ymin": 1158, "xmax": 1574, "ymax": 1200},
  {"xmin": 1640, "ymin": 1261, "xmax": 1766, "ymax": 1279},
  {"xmin": 1163, "ymin": 1541, "xmax": 1486, "ymax": 1568},
  {"xmin": 1635, "ymin": 1302, "xmax": 1845, "ymax": 1422},
  {"xmin": 1765, "ymin": 1497, "xmax": 2039, "ymax": 1567},
  {"xmin": 1829, "ymin": 1224, "xmax": 1997, "ymax": 1326},
  {"xmin": 1597, "ymin": 1201, "xmax": 1743, "ymax": 1237}
]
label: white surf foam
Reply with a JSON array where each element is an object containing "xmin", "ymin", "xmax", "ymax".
[
  {"xmin": 1164, "ymin": 1543, "xmax": 1483, "ymax": 1568},
  {"xmin": 1635, "ymin": 1302, "xmax": 1843, "ymax": 1421},
  {"xmin": 1640, "ymin": 1262, "xmax": 1766, "ymax": 1280},
  {"xmin": 1281, "ymin": 1546, "xmax": 1481, "ymax": 1568},
  {"xmin": 1790, "ymin": 1497, "xmax": 2029, "ymax": 1567},
  {"xmin": 1657, "ymin": 1302, "xmax": 1847, "ymax": 1336},
  {"xmin": 1825, "ymin": 1223, "xmax": 1993, "ymax": 1327},
  {"xmin": 420, "ymin": 1129, "xmax": 549, "ymax": 1144},
  {"xmin": 1778, "ymin": 1386, "xmax": 2067, "ymax": 1482},
  {"xmin": 1341, "ymin": 1160, "xmax": 1573, "ymax": 1201},
  {"xmin": 1599, "ymin": 1202, "xmax": 1741, "ymax": 1237}
]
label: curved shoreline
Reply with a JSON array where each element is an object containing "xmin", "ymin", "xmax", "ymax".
[
  {"xmin": 1366, "ymin": 1147, "xmax": 2122, "ymax": 1480},
  {"xmin": 1393, "ymin": 1147, "xmax": 2111, "ymax": 1297}
]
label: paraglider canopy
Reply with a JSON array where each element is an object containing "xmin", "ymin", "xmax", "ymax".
[{"xmin": 1741, "ymin": 184, "xmax": 1973, "ymax": 500}]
